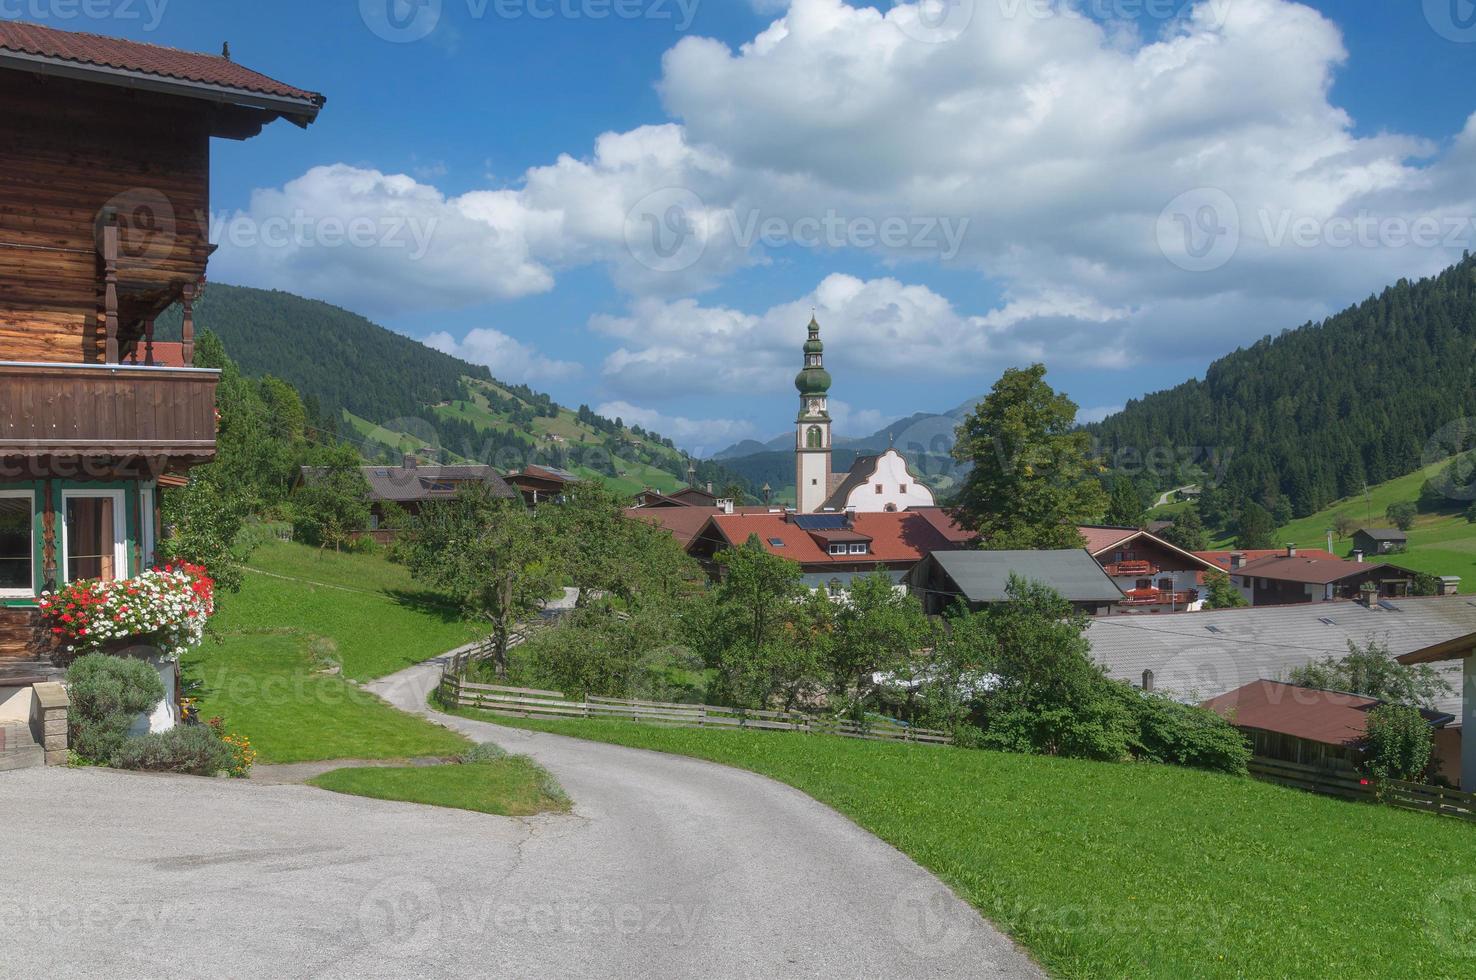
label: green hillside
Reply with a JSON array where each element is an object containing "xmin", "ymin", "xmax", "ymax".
[
  {"xmin": 159, "ymin": 283, "xmax": 736, "ymax": 495},
  {"xmin": 1093, "ymin": 255, "xmax": 1476, "ymax": 518},
  {"xmin": 1167, "ymin": 460, "xmax": 1476, "ymax": 586}
]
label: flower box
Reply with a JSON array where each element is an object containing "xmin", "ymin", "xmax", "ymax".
[{"xmin": 38, "ymin": 564, "xmax": 215, "ymax": 659}]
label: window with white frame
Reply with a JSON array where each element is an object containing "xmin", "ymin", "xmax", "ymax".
[
  {"xmin": 849, "ymin": 543, "xmax": 868, "ymax": 555},
  {"xmin": 0, "ymin": 490, "xmax": 34, "ymax": 597},
  {"xmin": 63, "ymin": 490, "xmax": 127, "ymax": 584},
  {"xmin": 829, "ymin": 544, "xmax": 847, "ymax": 556}
]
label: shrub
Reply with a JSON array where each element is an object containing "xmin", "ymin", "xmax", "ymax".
[
  {"xmin": 459, "ymin": 742, "xmax": 508, "ymax": 764},
  {"xmin": 110, "ymin": 725, "xmax": 234, "ymax": 777},
  {"xmin": 1117, "ymin": 686, "xmax": 1250, "ymax": 775},
  {"xmin": 66, "ymin": 654, "xmax": 165, "ymax": 763},
  {"xmin": 1385, "ymin": 501, "xmax": 1418, "ymax": 531},
  {"xmin": 1363, "ymin": 704, "xmax": 1433, "ymax": 783}
]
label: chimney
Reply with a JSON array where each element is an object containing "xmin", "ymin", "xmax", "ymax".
[
  {"xmin": 1286, "ymin": 544, "xmax": 1297, "ymax": 559},
  {"xmin": 1142, "ymin": 669, "xmax": 1155, "ymax": 693},
  {"xmin": 718, "ymin": 499, "xmax": 735, "ymax": 515},
  {"xmin": 706, "ymin": 482, "xmax": 714, "ymax": 495},
  {"xmin": 1229, "ymin": 552, "xmax": 1245, "ymax": 570},
  {"xmin": 1352, "ymin": 549, "xmax": 1364, "ymax": 564},
  {"xmin": 403, "ymin": 453, "xmax": 417, "ymax": 470}
]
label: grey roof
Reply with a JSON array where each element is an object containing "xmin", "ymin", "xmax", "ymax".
[
  {"xmin": 820, "ymin": 454, "xmax": 883, "ymax": 511},
  {"xmin": 299, "ymin": 464, "xmax": 516, "ymax": 503},
  {"xmin": 1085, "ymin": 595, "xmax": 1476, "ymax": 721},
  {"xmin": 1355, "ymin": 527, "xmax": 1407, "ymax": 540},
  {"xmin": 916, "ymin": 549, "xmax": 1126, "ymax": 604}
]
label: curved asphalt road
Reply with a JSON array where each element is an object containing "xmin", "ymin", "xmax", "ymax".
[{"xmin": 2, "ymin": 656, "xmax": 1041, "ymax": 979}]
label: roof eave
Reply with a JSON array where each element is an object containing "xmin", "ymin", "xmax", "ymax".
[{"xmin": 0, "ymin": 49, "xmax": 324, "ymax": 125}]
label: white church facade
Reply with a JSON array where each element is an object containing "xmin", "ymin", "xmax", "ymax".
[{"xmin": 792, "ymin": 317, "xmax": 935, "ymax": 515}]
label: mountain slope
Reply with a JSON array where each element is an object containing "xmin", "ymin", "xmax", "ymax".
[
  {"xmin": 1091, "ymin": 255, "xmax": 1476, "ymax": 518},
  {"xmin": 158, "ymin": 284, "xmax": 738, "ymax": 493}
]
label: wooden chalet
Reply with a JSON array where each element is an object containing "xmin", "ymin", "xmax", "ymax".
[
  {"xmin": 504, "ymin": 464, "xmax": 579, "ymax": 507},
  {"xmin": 0, "ymin": 21, "xmax": 323, "ymax": 689}
]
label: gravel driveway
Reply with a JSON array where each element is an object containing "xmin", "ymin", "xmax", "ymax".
[{"xmin": 2, "ymin": 658, "xmax": 1040, "ymax": 979}]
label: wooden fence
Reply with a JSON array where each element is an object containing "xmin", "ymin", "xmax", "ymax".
[
  {"xmin": 1249, "ymin": 757, "xmax": 1476, "ymax": 823},
  {"xmin": 439, "ymin": 673, "xmax": 953, "ymax": 746}
]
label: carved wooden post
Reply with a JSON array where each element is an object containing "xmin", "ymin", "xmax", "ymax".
[
  {"xmin": 41, "ymin": 480, "xmax": 57, "ymax": 591},
  {"xmin": 181, "ymin": 281, "xmax": 196, "ymax": 366},
  {"xmin": 102, "ymin": 217, "xmax": 120, "ymax": 364},
  {"xmin": 144, "ymin": 316, "xmax": 156, "ymax": 366}
]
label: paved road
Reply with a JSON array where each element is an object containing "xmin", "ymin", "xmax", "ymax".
[{"xmin": 3, "ymin": 658, "xmax": 1041, "ymax": 979}]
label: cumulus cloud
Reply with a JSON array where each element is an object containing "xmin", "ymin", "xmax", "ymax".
[
  {"xmin": 424, "ymin": 328, "xmax": 582, "ymax": 384},
  {"xmin": 595, "ymin": 401, "xmax": 757, "ymax": 456},
  {"xmin": 216, "ymin": 0, "xmax": 1476, "ymax": 395}
]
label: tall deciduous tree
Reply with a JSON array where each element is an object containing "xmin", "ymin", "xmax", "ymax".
[
  {"xmin": 406, "ymin": 484, "xmax": 561, "ymax": 677},
  {"xmin": 951, "ymin": 365, "xmax": 1108, "ymax": 549},
  {"xmin": 292, "ymin": 444, "xmax": 371, "ymax": 552},
  {"xmin": 828, "ymin": 573, "xmax": 930, "ymax": 709}
]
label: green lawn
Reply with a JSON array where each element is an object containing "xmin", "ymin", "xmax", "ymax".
[
  {"xmin": 180, "ymin": 540, "xmax": 478, "ymax": 763},
  {"xmin": 478, "ymin": 716, "xmax": 1476, "ymax": 979},
  {"xmin": 227, "ymin": 539, "xmax": 483, "ymax": 680},
  {"xmin": 309, "ymin": 758, "xmax": 569, "ymax": 816},
  {"xmin": 184, "ymin": 632, "xmax": 469, "ymax": 763}
]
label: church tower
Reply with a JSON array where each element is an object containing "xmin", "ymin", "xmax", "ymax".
[{"xmin": 794, "ymin": 316, "xmax": 833, "ymax": 514}]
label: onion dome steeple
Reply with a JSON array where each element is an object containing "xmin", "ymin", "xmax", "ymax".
[{"xmin": 794, "ymin": 315, "xmax": 832, "ymax": 396}]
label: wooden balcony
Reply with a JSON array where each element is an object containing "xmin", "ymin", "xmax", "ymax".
[
  {"xmin": 1122, "ymin": 588, "xmax": 1200, "ymax": 607},
  {"xmin": 0, "ymin": 361, "xmax": 217, "ymax": 465},
  {"xmin": 1103, "ymin": 560, "xmax": 1159, "ymax": 578}
]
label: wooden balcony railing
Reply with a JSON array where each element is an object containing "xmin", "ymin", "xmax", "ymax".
[
  {"xmin": 0, "ymin": 361, "xmax": 217, "ymax": 460},
  {"xmin": 1122, "ymin": 588, "xmax": 1200, "ymax": 607},
  {"xmin": 1103, "ymin": 560, "xmax": 1158, "ymax": 578}
]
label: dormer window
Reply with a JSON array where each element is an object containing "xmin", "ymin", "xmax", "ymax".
[
  {"xmin": 849, "ymin": 543, "xmax": 868, "ymax": 555},
  {"xmin": 829, "ymin": 543, "xmax": 848, "ymax": 556}
]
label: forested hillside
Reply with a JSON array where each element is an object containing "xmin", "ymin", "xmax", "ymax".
[
  {"xmin": 1091, "ymin": 254, "xmax": 1476, "ymax": 519},
  {"xmin": 158, "ymin": 284, "xmax": 740, "ymax": 494}
]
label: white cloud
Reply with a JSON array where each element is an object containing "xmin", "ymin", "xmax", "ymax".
[
  {"xmin": 829, "ymin": 399, "xmax": 894, "ymax": 436},
  {"xmin": 424, "ymin": 328, "xmax": 582, "ymax": 384},
  {"xmin": 595, "ymin": 401, "xmax": 757, "ymax": 456},
  {"xmin": 216, "ymin": 0, "xmax": 1476, "ymax": 388},
  {"xmin": 594, "ymin": 272, "xmax": 1137, "ymax": 399}
]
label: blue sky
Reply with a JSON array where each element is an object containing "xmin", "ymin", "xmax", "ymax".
[{"xmin": 29, "ymin": 0, "xmax": 1476, "ymax": 454}]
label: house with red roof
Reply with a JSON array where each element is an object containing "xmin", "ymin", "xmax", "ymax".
[
  {"xmin": 686, "ymin": 509, "xmax": 967, "ymax": 593},
  {"xmin": 1223, "ymin": 547, "xmax": 1415, "ymax": 606},
  {"xmin": 1203, "ymin": 679, "xmax": 1458, "ymax": 782},
  {"xmin": 1077, "ymin": 525, "xmax": 1219, "ymax": 613}
]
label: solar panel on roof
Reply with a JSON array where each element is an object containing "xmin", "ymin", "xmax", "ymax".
[
  {"xmin": 1205, "ymin": 625, "xmax": 1224, "ymax": 634},
  {"xmin": 792, "ymin": 515, "xmax": 849, "ymax": 531},
  {"xmin": 1318, "ymin": 617, "xmax": 1335, "ymax": 625}
]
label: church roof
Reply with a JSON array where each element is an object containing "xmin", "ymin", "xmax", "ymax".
[{"xmin": 820, "ymin": 454, "xmax": 885, "ymax": 511}]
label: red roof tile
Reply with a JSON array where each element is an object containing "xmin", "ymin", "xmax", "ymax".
[
  {"xmin": 1196, "ymin": 548, "xmax": 1341, "ymax": 569},
  {"xmin": 700, "ymin": 511, "xmax": 959, "ymax": 565},
  {"xmin": 0, "ymin": 20, "xmax": 323, "ymax": 105},
  {"xmin": 1202, "ymin": 680, "xmax": 1450, "ymax": 746},
  {"xmin": 907, "ymin": 507, "xmax": 977, "ymax": 545},
  {"xmin": 1233, "ymin": 553, "xmax": 1392, "ymax": 585},
  {"xmin": 1078, "ymin": 525, "xmax": 1141, "ymax": 554}
]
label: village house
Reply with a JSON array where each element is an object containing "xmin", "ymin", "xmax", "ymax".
[
  {"xmin": 504, "ymin": 463, "xmax": 579, "ymax": 507},
  {"xmin": 685, "ymin": 509, "xmax": 967, "ymax": 593},
  {"xmin": 0, "ymin": 22, "xmax": 323, "ymax": 765},
  {"xmin": 1084, "ymin": 597, "xmax": 1473, "ymax": 764},
  {"xmin": 1078, "ymin": 525, "xmax": 1218, "ymax": 612},
  {"xmin": 632, "ymin": 484, "xmax": 720, "ymax": 508},
  {"xmin": 1202, "ymin": 679, "xmax": 1460, "ymax": 783},
  {"xmin": 295, "ymin": 455, "xmax": 517, "ymax": 542},
  {"xmin": 1398, "ymin": 634, "xmax": 1476, "ymax": 791},
  {"xmin": 1227, "ymin": 547, "xmax": 1414, "ymax": 605},
  {"xmin": 905, "ymin": 550, "xmax": 1125, "ymax": 616}
]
